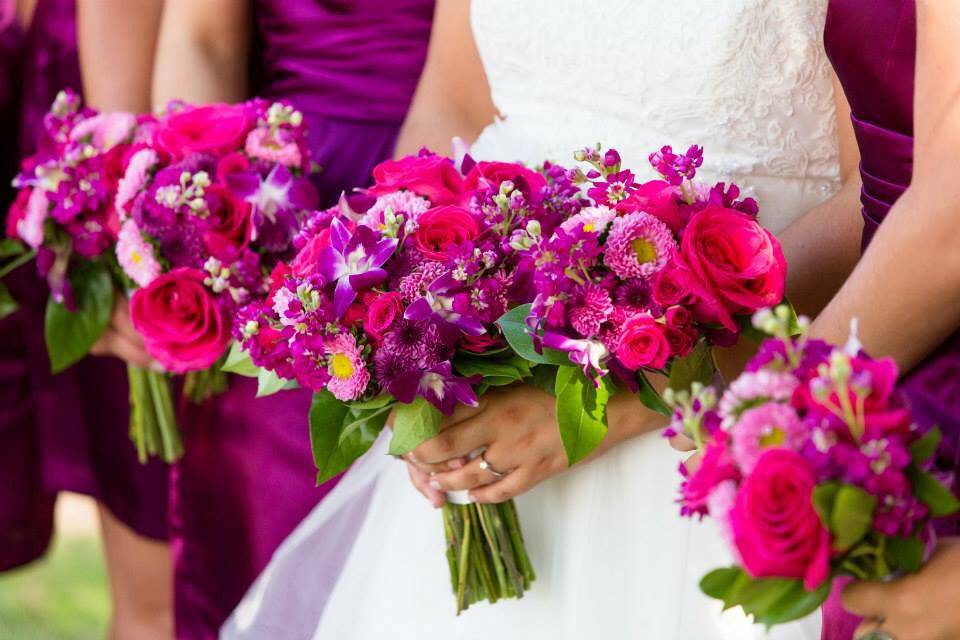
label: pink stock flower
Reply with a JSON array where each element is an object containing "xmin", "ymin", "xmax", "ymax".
[
  {"xmin": 115, "ymin": 148, "xmax": 158, "ymax": 217},
  {"xmin": 719, "ymin": 370, "xmax": 799, "ymax": 422},
  {"xmin": 603, "ymin": 211, "xmax": 676, "ymax": 280},
  {"xmin": 463, "ymin": 161, "xmax": 547, "ymax": 205},
  {"xmin": 244, "ymin": 127, "xmax": 303, "ymax": 167},
  {"xmin": 680, "ymin": 430, "xmax": 740, "ymax": 518},
  {"xmin": 18, "ymin": 188, "xmax": 49, "ymax": 249},
  {"xmin": 360, "ymin": 191, "xmax": 431, "ymax": 230},
  {"xmin": 730, "ymin": 403, "xmax": 807, "ymax": 473},
  {"xmin": 69, "ymin": 111, "xmax": 136, "ymax": 151},
  {"xmin": 325, "ymin": 333, "xmax": 371, "ymax": 401},
  {"xmin": 116, "ymin": 220, "xmax": 161, "ymax": 287},
  {"xmin": 729, "ymin": 449, "xmax": 831, "ymax": 591},
  {"xmin": 559, "ymin": 205, "xmax": 616, "ymax": 235}
]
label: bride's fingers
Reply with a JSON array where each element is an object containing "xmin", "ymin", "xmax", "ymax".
[
  {"xmin": 407, "ymin": 454, "xmax": 468, "ymax": 475},
  {"xmin": 468, "ymin": 467, "xmax": 534, "ymax": 504},
  {"xmin": 428, "ymin": 454, "xmax": 504, "ymax": 493},
  {"xmin": 410, "ymin": 419, "xmax": 492, "ymax": 465},
  {"xmin": 404, "ymin": 460, "xmax": 445, "ymax": 508},
  {"xmin": 668, "ymin": 433, "xmax": 696, "ymax": 452}
]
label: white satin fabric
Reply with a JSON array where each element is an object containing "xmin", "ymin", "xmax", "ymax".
[{"xmin": 223, "ymin": 1, "xmax": 840, "ymax": 638}]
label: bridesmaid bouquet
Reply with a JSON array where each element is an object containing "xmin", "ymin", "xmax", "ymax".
[
  {"xmin": 113, "ymin": 98, "xmax": 318, "ymax": 460},
  {"xmin": 506, "ymin": 145, "xmax": 789, "ymax": 464},
  {"xmin": 668, "ymin": 306, "xmax": 960, "ymax": 628},
  {"xmin": 232, "ymin": 150, "xmax": 565, "ymax": 612}
]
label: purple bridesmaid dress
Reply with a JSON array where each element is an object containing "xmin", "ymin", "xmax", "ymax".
[
  {"xmin": 0, "ymin": 0, "xmax": 169, "ymax": 573},
  {"xmin": 170, "ymin": 1, "xmax": 433, "ymax": 637},
  {"xmin": 821, "ymin": 1, "xmax": 960, "ymax": 637}
]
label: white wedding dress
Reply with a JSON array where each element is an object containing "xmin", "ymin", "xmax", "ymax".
[{"xmin": 222, "ymin": 1, "xmax": 840, "ymax": 639}]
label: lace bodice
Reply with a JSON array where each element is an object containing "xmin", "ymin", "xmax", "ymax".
[{"xmin": 470, "ymin": 0, "xmax": 840, "ymax": 233}]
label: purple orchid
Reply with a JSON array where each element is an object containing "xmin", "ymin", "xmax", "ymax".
[
  {"xmin": 389, "ymin": 361, "xmax": 480, "ymax": 415},
  {"xmin": 227, "ymin": 163, "xmax": 318, "ymax": 243},
  {"xmin": 405, "ymin": 272, "xmax": 486, "ymax": 337},
  {"xmin": 317, "ymin": 217, "xmax": 398, "ymax": 318},
  {"xmin": 542, "ymin": 331, "xmax": 610, "ymax": 385}
]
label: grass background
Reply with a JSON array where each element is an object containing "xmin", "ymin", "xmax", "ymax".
[{"xmin": 0, "ymin": 496, "xmax": 109, "ymax": 639}]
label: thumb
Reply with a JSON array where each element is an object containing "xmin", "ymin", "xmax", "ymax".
[{"xmin": 842, "ymin": 579, "xmax": 899, "ymax": 620}]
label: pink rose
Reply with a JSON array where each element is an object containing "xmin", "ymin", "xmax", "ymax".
[
  {"xmin": 665, "ymin": 326, "xmax": 696, "ymax": 358},
  {"xmin": 290, "ymin": 228, "xmax": 335, "ymax": 277},
  {"xmin": 365, "ymin": 292, "xmax": 404, "ymax": 340},
  {"xmin": 414, "ymin": 206, "xmax": 480, "ymax": 260},
  {"xmin": 370, "ymin": 154, "xmax": 464, "ymax": 205},
  {"xmin": 729, "ymin": 449, "xmax": 831, "ymax": 591},
  {"xmin": 461, "ymin": 333, "xmax": 504, "ymax": 354},
  {"xmin": 678, "ymin": 206, "xmax": 786, "ymax": 331},
  {"xmin": 615, "ymin": 314, "xmax": 672, "ymax": 370},
  {"xmin": 130, "ymin": 268, "xmax": 231, "ymax": 373},
  {"xmin": 216, "ymin": 151, "xmax": 251, "ymax": 184},
  {"xmin": 463, "ymin": 161, "xmax": 547, "ymax": 205},
  {"xmin": 153, "ymin": 104, "xmax": 254, "ymax": 160},
  {"xmin": 652, "ymin": 263, "xmax": 693, "ymax": 307},
  {"xmin": 665, "ymin": 306, "xmax": 693, "ymax": 329},
  {"xmin": 203, "ymin": 187, "xmax": 251, "ymax": 256}
]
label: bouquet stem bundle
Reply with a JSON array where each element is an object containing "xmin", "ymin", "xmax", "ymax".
[
  {"xmin": 128, "ymin": 364, "xmax": 182, "ymax": 463},
  {"xmin": 442, "ymin": 500, "xmax": 535, "ymax": 614}
]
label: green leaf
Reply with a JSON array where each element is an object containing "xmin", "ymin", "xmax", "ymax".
[
  {"xmin": 554, "ymin": 366, "xmax": 612, "ymax": 465},
  {"xmin": 256, "ymin": 369, "xmax": 295, "ymax": 397},
  {"xmin": 45, "ymin": 261, "xmax": 113, "ymax": 373},
  {"xmin": 453, "ymin": 354, "xmax": 531, "ymax": 385},
  {"xmin": 700, "ymin": 566, "xmax": 831, "ymax": 629},
  {"xmin": 885, "ymin": 535, "xmax": 925, "ymax": 573},
  {"xmin": 496, "ymin": 304, "xmax": 572, "ymax": 366},
  {"xmin": 667, "ymin": 340, "xmax": 715, "ymax": 392},
  {"xmin": 830, "ymin": 485, "xmax": 877, "ymax": 551},
  {"xmin": 388, "ymin": 396, "xmax": 442, "ymax": 456},
  {"xmin": 308, "ymin": 390, "xmax": 387, "ymax": 483},
  {"xmin": 348, "ymin": 394, "xmax": 395, "ymax": 411},
  {"xmin": 530, "ymin": 364, "xmax": 558, "ymax": 396},
  {"xmin": 637, "ymin": 371, "xmax": 671, "ymax": 418},
  {"xmin": 0, "ymin": 281, "xmax": 19, "ymax": 320},
  {"xmin": 0, "ymin": 238, "xmax": 27, "ymax": 259},
  {"xmin": 700, "ymin": 567, "xmax": 749, "ymax": 601},
  {"xmin": 812, "ymin": 481, "xmax": 841, "ymax": 524},
  {"xmin": 909, "ymin": 468, "xmax": 960, "ymax": 517},
  {"xmin": 221, "ymin": 341, "xmax": 261, "ymax": 377},
  {"xmin": 909, "ymin": 428, "xmax": 941, "ymax": 466}
]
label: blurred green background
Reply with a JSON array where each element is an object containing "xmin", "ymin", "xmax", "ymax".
[{"xmin": 0, "ymin": 495, "xmax": 109, "ymax": 640}]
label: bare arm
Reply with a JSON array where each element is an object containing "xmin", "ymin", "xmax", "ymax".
[
  {"xmin": 809, "ymin": 0, "xmax": 960, "ymax": 372},
  {"xmin": 393, "ymin": 0, "xmax": 496, "ymax": 158},
  {"xmin": 77, "ymin": 0, "xmax": 163, "ymax": 111},
  {"xmin": 151, "ymin": 0, "xmax": 251, "ymax": 109},
  {"xmin": 779, "ymin": 75, "xmax": 864, "ymax": 318}
]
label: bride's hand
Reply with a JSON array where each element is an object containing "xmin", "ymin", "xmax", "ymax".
[
  {"xmin": 90, "ymin": 295, "xmax": 156, "ymax": 369},
  {"xmin": 407, "ymin": 385, "xmax": 566, "ymax": 504}
]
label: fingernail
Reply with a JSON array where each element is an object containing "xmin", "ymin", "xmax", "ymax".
[
  {"xmin": 149, "ymin": 360, "xmax": 166, "ymax": 373},
  {"xmin": 409, "ymin": 453, "xmax": 419, "ymax": 463},
  {"xmin": 429, "ymin": 479, "xmax": 442, "ymax": 491},
  {"xmin": 447, "ymin": 458, "xmax": 464, "ymax": 470}
]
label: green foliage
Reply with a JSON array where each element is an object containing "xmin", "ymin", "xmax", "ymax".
[
  {"xmin": 309, "ymin": 390, "xmax": 390, "ymax": 483},
  {"xmin": 700, "ymin": 566, "xmax": 831, "ymax": 629},
  {"xmin": 554, "ymin": 366, "xmax": 612, "ymax": 465},
  {"xmin": 496, "ymin": 304, "xmax": 571, "ymax": 366},
  {"xmin": 909, "ymin": 427, "xmax": 941, "ymax": 466},
  {"xmin": 454, "ymin": 354, "xmax": 532, "ymax": 387},
  {"xmin": 909, "ymin": 467, "xmax": 960, "ymax": 517},
  {"xmin": 45, "ymin": 261, "xmax": 113, "ymax": 373},
  {"xmin": 388, "ymin": 395, "xmax": 442, "ymax": 456},
  {"xmin": 221, "ymin": 341, "xmax": 261, "ymax": 377},
  {"xmin": 667, "ymin": 340, "xmax": 715, "ymax": 392}
]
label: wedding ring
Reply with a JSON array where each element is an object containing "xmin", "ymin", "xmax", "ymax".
[{"xmin": 478, "ymin": 452, "xmax": 506, "ymax": 478}]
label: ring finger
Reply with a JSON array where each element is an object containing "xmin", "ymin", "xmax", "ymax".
[{"xmin": 429, "ymin": 448, "xmax": 515, "ymax": 493}]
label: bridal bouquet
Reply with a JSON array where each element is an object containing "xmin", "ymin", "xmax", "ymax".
[
  {"xmin": 506, "ymin": 144, "xmax": 788, "ymax": 463},
  {"xmin": 231, "ymin": 150, "xmax": 575, "ymax": 612},
  {"xmin": 113, "ymin": 98, "xmax": 317, "ymax": 460},
  {"xmin": 668, "ymin": 306, "xmax": 960, "ymax": 628}
]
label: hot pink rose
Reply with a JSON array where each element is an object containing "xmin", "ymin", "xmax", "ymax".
[
  {"xmin": 153, "ymin": 104, "xmax": 254, "ymax": 160},
  {"xmin": 615, "ymin": 314, "xmax": 672, "ymax": 370},
  {"xmin": 216, "ymin": 151, "xmax": 251, "ymax": 183},
  {"xmin": 414, "ymin": 206, "xmax": 480, "ymax": 260},
  {"xmin": 461, "ymin": 333, "xmax": 504, "ymax": 354},
  {"xmin": 665, "ymin": 326, "xmax": 696, "ymax": 358},
  {"xmin": 203, "ymin": 187, "xmax": 251, "ymax": 256},
  {"xmin": 370, "ymin": 155, "xmax": 464, "ymax": 205},
  {"xmin": 130, "ymin": 268, "xmax": 231, "ymax": 373},
  {"xmin": 365, "ymin": 292, "xmax": 404, "ymax": 340},
  {"xmin": 652, "ymin": 263, "xmax": 693, "ymax": 307},
  {"xmin": 464, "ymin": 161, "xmax": 547, "ymax": 205},
  {"xmin": 290, "ymin": 226, "xmax": 338, "ymax": 277},
  {"xmin": 617, "ymin": 180, "xmax": 685, "ymax": 233},
  {"xmin": 729, "ymin": 449, "xmax": 831, "ymax": 591},
  {"xmin": 678, "ymin": 206, "xmax": 786, "ymax": 331}
]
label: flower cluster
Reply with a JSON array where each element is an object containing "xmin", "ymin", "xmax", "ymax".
[
  {"xmin": 118, "ymin": 99, "xmax": 317, "ymax": 373},
  {"xmin": 668, "ymin": 307, "xmax": 958, "ymax": 627},
  {"xmin": 7, "ymin": 90, "xmax": 138, "ymax": 305},
  {"xmin": 518, "ymin": 145, "xmax": 785, "ymax": 387},
  {"xmin": 235, "ymin": 149, "xmax": 573, "ymax": 410}
]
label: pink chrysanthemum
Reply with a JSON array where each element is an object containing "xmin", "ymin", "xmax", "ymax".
[
  {"xmin": 718, "ymin": 370, "xmax": 798, "ymax": 423},
  {"xmin": 730, "ymin": 403, "xmax": 806, "ymax": 473},
  {"xmin": 361, "ymin": 191, "xmax": 431, "ymax": 230},
  {"xmin": 244, "ymin": 128, "xmax": 302, "ymax": 167},
  {"xmin": 598, "ymin": 305, "xmax": 633, "ymax": 353},
  {"xmin": 116, "ymin": 148, "xmax": 158, "ymax": 218},
  {"xmin": 325, "ymin": 333, "xmax": 370, "ymax": 401},
  {"xmin": 603, "ymin": 211, "xmax": 676, "ymax": 279},
  {"xmin": 559, "ymin": 205, "xmax": 616, "ymax": 234},
  {"xmin": 568, "ymin": 283, "xmax": 614, "ymax": 337},
  {"xmin": 116, "ymin": 220, "xmax": 161, "ymax": 287},
  {"xmin": 398, "ymin": 261, "xmax": 447, "ymax": 302}
]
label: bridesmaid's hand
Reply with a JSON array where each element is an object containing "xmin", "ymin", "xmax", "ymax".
[
  {"xmin": 90, "ymin": 295, "xmax": 156, "ymax": 369},
  {"xmin": 407, "ymin": 385, "xmax": 566, "ymax": 504},
  {"xmin": 844, "ymin": 537, "xmax": 960, "ymax": 640}
]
